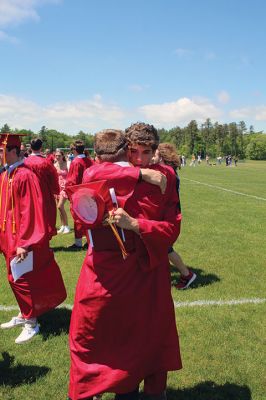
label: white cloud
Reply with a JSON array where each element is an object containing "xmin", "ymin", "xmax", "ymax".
[
  {"xmin": 217, "ymin": 90, "xmax": 230, "ymax": 104},
  {"xmin": 174, "ymin": 48, "xmax": 193, "ymax": 57},
  {"xmin": 0, "ymin": 0, "xmax": 60, "ymax": 41},
  {"xmin": 128, "ymin": 84, "xmax": 150, "ymax": 93},
  {"xmin": 139, "ymin": 97, "xmax": 222, "ymax": 128},
  {"xmin": 0, "ymin": 29, "xmax": 18, "ymax": 43},
  {"xmin": 230, "ymin": 105, "xmax": 266, "ymax": 121},
  {"xmin": 0, "ymin": 94, "xmax": 127, "ymax": 133},
  {"xmin": 0, "ymin": 0, "xmax": 39, "ymax": 27}
]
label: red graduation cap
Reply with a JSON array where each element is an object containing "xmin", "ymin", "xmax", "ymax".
[
  {"xmin": 66, "ymin": 179, "xmax": 129, "ymax": 259},
  {"xmin": 65, "ymin": 180, "xmax": 114, "ymax": 228},
  {"xmin": 0, "ymin": 132, "xmax": 26, "ymax": 148},
  {"xmin": 0, "ymin": 132, "xmax": 27, "ymax": 166}
]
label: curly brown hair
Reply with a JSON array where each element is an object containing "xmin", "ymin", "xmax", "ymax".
[
  {"xmin": 157, "ymin": 142, "xmax": 181, "ymax": 170},
  {"xmin": 125, "ymin": 122, "xmax": 159, "ymax": 150}
]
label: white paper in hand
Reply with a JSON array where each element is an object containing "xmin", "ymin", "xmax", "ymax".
[{"xmin": 10, "ymin": 251, "xmax": 33, "ymax": 282}]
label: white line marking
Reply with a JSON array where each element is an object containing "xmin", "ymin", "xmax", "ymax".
[
  {"xmin": 174, "ymin": 298, "xmax": 266, "ymax": 308},
  {"xmin": 182, "ymin": 177, "xmax": 266, "ymax": 201},
  {"xmin": 0, "ymin": 298, "xmax": 265, "ymax": 312}
]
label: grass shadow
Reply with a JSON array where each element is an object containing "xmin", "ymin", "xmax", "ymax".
[
  {"xmin": 0, "ymin": 352, "xmax": 50, "ymax": 386},
  {"xmin": 165, "ymin": 381, "xmax": 251, "ymax": 400},
  {"xmin": 51, "ymin": 245, "xmax": 87, "ymax": 253},
  {"xmin": 38, "ymin": 307, "xmax": 72, "ymax": 340},
  {"xmin": 171, "ymin": 266, "xmax": 220, "ymax": 289}
]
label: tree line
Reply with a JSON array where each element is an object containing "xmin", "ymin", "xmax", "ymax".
[
  {"xmin": 1, "ymin": 119, "xmax": 266, "ymax": 160},
  {"xmin": 158, "ymin": 119, "xmax": 266, "ymax": 160}
]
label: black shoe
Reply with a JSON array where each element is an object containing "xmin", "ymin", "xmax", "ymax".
[
  {"xmin": 83, "ymin": 242, "xmax": 88, "ymax": 250},
  {"xmin": 115, "ymin": 388, "xmax": 139, "ymax": 400},
  {"xmin": 67, "ymin": 243, "xmax": 83, "ymax": 251}
]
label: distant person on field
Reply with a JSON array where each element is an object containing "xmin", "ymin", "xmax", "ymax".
[
  {"xmin": 45, "ymin": 148, "xmax": 55, "ymax": 164},
  {"xmin": 54, "ymin": 150, "xmax": 70, "ymax": 234},
  {"xmin": 153, "ymin": 143, "xmax": 196, "ymax": 289},
  {"xmin": 217, "ymin": 156, "xmax": 222, "ymax": 165},
  {"xmin": 189, "ymin": 154, "xmax": 196, "ymax": 167}
]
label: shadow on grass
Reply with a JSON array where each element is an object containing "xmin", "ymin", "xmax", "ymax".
[
  {"xmin": 0, "ymin": 352, "xmax": 50, "ymax": 386},
  {"xmin": 50, "ymin": 245, "xmax": 86, "ymax": 253},
  {"xmin": 38, "ymin": 307, "xmax": 72, "ymax": 340},
  {"xmin": 165, "ymin": 381, "xmax": 251, "ymax": 400},
  {"xmin": 171, "ymin": 266, "xmax": 220, "ymax": 289}
]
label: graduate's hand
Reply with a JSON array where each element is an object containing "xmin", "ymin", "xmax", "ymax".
[
  {"xmin": 113, "ymin": 208, "xmax": 139, "ymax": 234},
  {"xmin": 16, "ymin": 247, "xmax": 28, "ymax": 263},
  {"xmin": 141, "ymin": 169, "xmax": 167, "ymax": 194}
]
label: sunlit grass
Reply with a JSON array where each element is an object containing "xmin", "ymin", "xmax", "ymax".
[{"xmin": 0, "ymin": 160, "xmax": 265, "ymax": 400}]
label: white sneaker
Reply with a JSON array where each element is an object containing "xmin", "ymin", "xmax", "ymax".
[
  {"xmin": 63, "ymin": 226, "xmax": 71, "ymax": 234},
  {"xmin": 15, "ymin": 323, "xmax": 39, "ymax": 344},
  {"xmin": 1, "ymin": 316, "xmax": 25, "ymax": 329},
  {"xmin": 57, "ymin": 225, "xmax": 65, "ymax": 233}
]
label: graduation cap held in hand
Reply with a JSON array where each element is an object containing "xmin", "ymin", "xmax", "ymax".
[{"xmin": 65, "ymin": 180, "xmax": 113, "ymax": 228}]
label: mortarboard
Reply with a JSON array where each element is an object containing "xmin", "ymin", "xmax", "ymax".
[
  {"xmin": 0, "ymin": 133, "xmax": 27, "ymax": 165},
  {"xmin": 65, "ymin": 180, "xmax": 113, "ymax": 229},
  {"xmin": 66, "ymin": 180, "xmax": 128, "ymax": 259},
  {"xmin": 0, "ymin": 132, "xmax": 26, "ymax": 148}
]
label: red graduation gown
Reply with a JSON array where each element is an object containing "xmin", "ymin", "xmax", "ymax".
[
  {"xmin": 0, "ymin": 165, "xmax": 66, "ymax": 319},
  {"xmin": 69, "ymin": 163, "xmax": 182, "ymax": 400},
  {"xmin": 24, "ymin": 155, "xmax": 60, "ymax": 239},
  {"xmin": 66, "ymin": 156, "xmax": 93, "ymax": 187},
  {"xmin": 66, "ymin": 156, "xmax": 94, "ymax": 238}
]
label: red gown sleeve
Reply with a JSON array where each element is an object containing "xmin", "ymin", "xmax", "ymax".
[
  {"xmin": 16, "ymin": 172, "xmax": 46, "ymax": 249},
  {"xmin": 136, "ymin": 169, "xmax": 182, "ymax": 270},
  {"xmin": 83, "ymin": 163, "xmax": 140, "ymax": 206}
]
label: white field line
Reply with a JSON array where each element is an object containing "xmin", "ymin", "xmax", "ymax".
[
  {"xmin": 0, "ymin": 298, "xmax": 265, "ymax": 312},
  {"xmin": 174, "ymin": 298, "xmax": 266, "ymax": 308},
  {"xmin": 182, "ymin": 177, "xmax": 266, "ymax": 201}
]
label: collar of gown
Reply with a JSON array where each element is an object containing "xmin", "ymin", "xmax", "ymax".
[{"xmin": 8, "ymin": 159, "xmax": 24, "ymax": 174}]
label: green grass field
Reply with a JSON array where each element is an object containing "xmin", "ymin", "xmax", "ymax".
[{"xmin": 0, "ymin": 160, "xmax": 265, "ymax": 400}]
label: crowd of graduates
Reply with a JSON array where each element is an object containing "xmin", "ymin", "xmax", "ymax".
[{"xmin": 0, "ymin": 123, "xmax": 197, "ymax": 400}]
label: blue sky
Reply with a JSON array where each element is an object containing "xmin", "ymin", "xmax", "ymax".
[{"xmin": 0, "ymin": 0, "xmax": 265, "ymax": 134}]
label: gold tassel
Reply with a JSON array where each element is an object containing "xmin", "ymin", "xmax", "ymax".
[
  {"xmin": 10, "ymin": 168, "xmax": 17, "ymax": 234},
  {"xmin": 105, "ymin": 214, "xmax": 128, "ymax": 260}
]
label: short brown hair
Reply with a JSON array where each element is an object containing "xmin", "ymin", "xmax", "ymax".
[
  {"xmin": 94, "ymin": 129, "xmax": 127, "ymax": 162},
  {"xmin": 71, "ymin": 140, "xmax": 85, "ymax": 154},
  {"xmin": 125, "ymin": 122, "xmax": 159, "ymax": 150},
  {"xmin": 158, "ymin": 142, "xmax": 181, "ymax": 170}
]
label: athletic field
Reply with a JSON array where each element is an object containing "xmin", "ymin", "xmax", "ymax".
[{"xmin": 0, "ymin": 160, "xmax": 265, "ymax": 400}]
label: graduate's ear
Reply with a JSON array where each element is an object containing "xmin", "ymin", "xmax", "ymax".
[{"xmin": 95, "ymin": 155, "xmax": 101, "ymax": 164}]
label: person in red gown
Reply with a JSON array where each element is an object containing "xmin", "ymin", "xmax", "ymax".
[
  {"xmin": 45, "ymin": 148, "xmax": 55, "ymax": 164},
  {"xmin": 0, "ymin": 133, "xmax": 67, "ymax": 344},
  {"xmin": 68, "ymin": 129, "xmax": 182, "ymax": 400},
  {"xmin": 66, "ymin": 140, "xmax": 93, "ymax": 249},
  {"xmin": 24, "ymin": 138, "xmax": 60, "ymax": 240}
]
